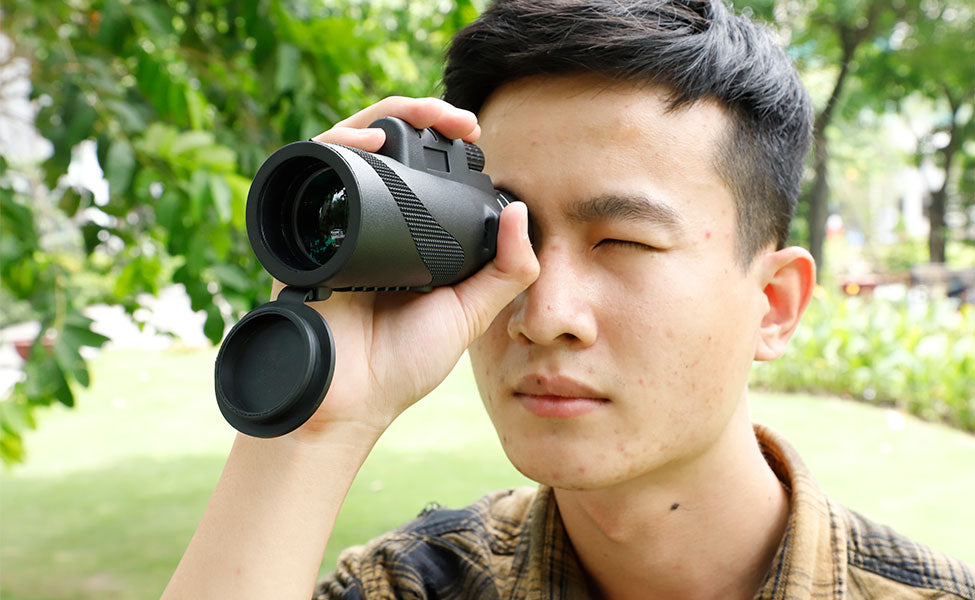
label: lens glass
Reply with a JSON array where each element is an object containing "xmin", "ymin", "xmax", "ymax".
[{"xmin": 293, "ymin": 168, "xmax": 349, "ymax": 266}]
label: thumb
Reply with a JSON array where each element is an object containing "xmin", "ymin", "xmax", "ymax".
[{"xmin": 450, "ymin": 202, "xmax": 539, "ymax": 343}]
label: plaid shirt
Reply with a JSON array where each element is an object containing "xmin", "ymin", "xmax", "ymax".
[{"xmin": 314, "ymin": 425, "xmax": 975, "ymax": 599}]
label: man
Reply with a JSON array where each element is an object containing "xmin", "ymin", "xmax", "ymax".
[{"xmin": 164, "ymin": 1, "xmax": 974, "ymax": 598}]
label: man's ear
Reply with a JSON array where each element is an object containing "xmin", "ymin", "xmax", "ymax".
[{"xmin": 754, "ymin": 246, "xmax": 816, "ymax": 362}]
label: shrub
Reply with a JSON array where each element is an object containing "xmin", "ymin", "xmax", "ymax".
[{"xmin": 750, "ymin": 288, "xmax": 975, "ymax": 432}]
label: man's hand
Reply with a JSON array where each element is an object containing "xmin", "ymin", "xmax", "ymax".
[
  {"xmin": 275, "ymin": 96, "xmax": 539, "ymax": 442},
  {"xmin": 163, "ymin": 96, "xmax": 537, "ymax": 600}
]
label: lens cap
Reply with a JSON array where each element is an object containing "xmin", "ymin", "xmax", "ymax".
[{"xmin": 214, "ymin": 288, "xmax": 335, "ymax": 438}]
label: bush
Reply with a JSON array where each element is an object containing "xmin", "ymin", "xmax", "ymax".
[{"xmin": 750, "ymin": 289, "xmax": 975, "ymax": 432}]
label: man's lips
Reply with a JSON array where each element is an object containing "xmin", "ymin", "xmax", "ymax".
[{"xmin": 513, "ymin": 374, "xmax": 609, "ymax": 418}]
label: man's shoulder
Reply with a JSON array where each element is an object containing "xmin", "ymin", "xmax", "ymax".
[
  {"xmin": 837, "ymin": 504, "xmax": 975, "ymax": 599},
  {"xmin": 402, "ymin": 485, "xmax": 538, "ymax": 540},
  {"xmin": 314, "ymin": 487, "xmax": 540, "ymax": 599}
]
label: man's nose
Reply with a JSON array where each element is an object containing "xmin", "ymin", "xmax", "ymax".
[{"xmin": 506, "ymin": 244, "xmax": 597, "ymax": 347}]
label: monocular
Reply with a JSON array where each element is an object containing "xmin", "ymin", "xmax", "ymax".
[{"xmin": 213, "ymin": 117, "xmax": 515, "ymax": 437}]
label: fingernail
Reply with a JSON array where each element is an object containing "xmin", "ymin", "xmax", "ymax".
[{"xmin": 517, "ymin": 203, "xmax": 531, "ymax": 240}]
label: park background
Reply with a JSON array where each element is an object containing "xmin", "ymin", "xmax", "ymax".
[{"xmin": 0, "ymin": 0, "xmax": 973, "ymax": 598}]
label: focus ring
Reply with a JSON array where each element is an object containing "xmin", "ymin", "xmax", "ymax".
[{"xmin": 464, "ymin": 143, "xmax": 485, "ymax": 172}]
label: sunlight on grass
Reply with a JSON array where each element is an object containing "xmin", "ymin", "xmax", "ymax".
[{"xmin": 1, "ymin": 348, "xmax": 972, "ymax": 599}]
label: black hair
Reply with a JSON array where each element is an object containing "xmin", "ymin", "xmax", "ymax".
[{"xmin": 442, "ymin": 0, "xmax": 813, "ymax": 266}]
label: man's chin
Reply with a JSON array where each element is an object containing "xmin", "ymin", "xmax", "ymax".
[{"xmin": 503, "ymin": 445, "xmax": 628, "ymax": 491}]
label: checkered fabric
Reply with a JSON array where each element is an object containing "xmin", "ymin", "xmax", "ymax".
[{"xmin": 314, "ymin": 425, "xmax": 975, "ymax": 599}]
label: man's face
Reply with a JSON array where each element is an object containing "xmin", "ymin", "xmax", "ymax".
[{"xmin": 469, "ymin": 75, "xmax": 770, "ymax": 490}]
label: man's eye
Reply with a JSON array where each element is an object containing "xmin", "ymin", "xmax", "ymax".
[{"xmin": 597, "ymin": 239, "xmax": 657, "ymax": 251}]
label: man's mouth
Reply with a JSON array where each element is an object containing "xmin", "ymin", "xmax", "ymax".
[{"xmin": 513, "ymin": 374, "xmax": 609, "ymax": 418}]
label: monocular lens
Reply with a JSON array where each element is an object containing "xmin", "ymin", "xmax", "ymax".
[{"xmin": 293, "ymin": 168, "xmax": 349, "ymax": 266}]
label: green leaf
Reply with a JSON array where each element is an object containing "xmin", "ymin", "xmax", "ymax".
[
  {"xmin": 185, "ymin": 88, "xmax": 208, "ymax": 130},
  {"xmin": 212, "ymin": 264, "xmax": 252, "ymax": 292},
  {"xmin": 132, "ymin": 3, "xmax": 173, "ymax": 36},
  {"xmin": 24, "ymin": 353, "xmax": 74, "ymax": 408},
  {"xmin": 195, "ymin": 146, "xmax": 236, "ymax": 172},
  {"xmin": 0, "ymin": 398, "xmax": 33, "ymax": 436},
  {"xmin": 104, "ymin": 140, "xmax": 137, "ymax": 198},
  {"xmin": 209, "ymin": 227, "xmax": 231, "ymax": 260},
  {"xmin": 62, "ymin": 91, "xmax": 99, "ymax": 153},
  {"xmin": 62, "ymin": 323, "xmax": 111, "ymax": 351},
  {"xmin": 275, "ymin": 43, "xmax": 301, "ymax": 94},
  {"xmin": 53, "ymin": 336, "xmax": 90, "ymax": 387},
  {"xmin": 203, "ymin": 305, "xmax": 225, "ymax": 344},
  {"xmin": 96, "ymin": 1, "xmax": 131, "ymax": 49},
  {"xmin": 0, "ymin": 428, "xmax": 25, "ymax": 466},
  {"xmin": 209, "ymin": 174, "xmax": 232, "ymax": 223},
  {"xmin": 155, "ymin": 189, "xmax": 183, "ymax": 232},
  {"xmin": 139, "ymin": 123, "xmax": 180, "ymax": 156},
  {"xmin": 170, "ymin": 131, "xmax": 215, "ymax": 157},
  {"xmin": 104, "ymin": 99, "xmax": 148, "ymax": 132},
  {"xmin": 187, "ymin": 170, "xmax": 210, "ymax": 222},
  {"xmin": 225, "ymin": 173, "xmax": 252, "ymax": 229}
]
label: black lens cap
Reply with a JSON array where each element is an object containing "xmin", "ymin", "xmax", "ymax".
[{"xmin": 214, "ymin": 289, "xmax": 335, "ymax": 438}]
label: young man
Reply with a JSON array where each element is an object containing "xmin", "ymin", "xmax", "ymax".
[{"xmin": 164, "ymin": 1, "xmax": 974, "ymax": 598}]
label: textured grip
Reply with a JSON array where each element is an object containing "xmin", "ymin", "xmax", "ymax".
[
  {"xmin": 464, "ymin": 143, "xmax": 485, "ymax": 172},
  {"xmin": 345, "ymin": 146, "xmax": 465, "ymax": 286}
]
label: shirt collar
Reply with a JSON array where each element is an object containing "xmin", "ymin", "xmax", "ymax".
[
  {"xmin": 754, "ymin": 424, "xmax": 846, "ymax": 600},
  {"xmin": 510, "ymin": 424, "xmax": 845, "ymax": 600}
]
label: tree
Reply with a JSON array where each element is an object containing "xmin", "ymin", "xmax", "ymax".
[
  {"xmin": 854, "ymin": 0, "xmax": 974, "ymax": 263},
  {"xmin": 739, "ymin": 0, "xmax": 973, "ymax": 274},
  {"xmin": 776, "ymin": 0, "xmax": 924, "ymax": 279},
  {"xmin": 0, "ymin": 0, "xmax": 481, "ymax": 465}
]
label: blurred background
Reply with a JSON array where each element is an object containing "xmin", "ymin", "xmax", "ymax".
[{"xmin": 0, "ymin": 0, "xmax": 972, "ymax": 598}]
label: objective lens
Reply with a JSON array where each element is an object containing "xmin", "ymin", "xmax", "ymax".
[{"xmin": 292, "ymin": 168, "xmax": 349, "ymax": 266}]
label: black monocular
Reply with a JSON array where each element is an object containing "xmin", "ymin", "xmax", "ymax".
[{"xmin": 214, "ymin": 117, "xmax": 514, "ymax": 437}]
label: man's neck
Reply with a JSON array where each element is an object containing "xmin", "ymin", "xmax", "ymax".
[{"xmin": 553, "ymin": 400, "xmax": 789, "ymax": 600}]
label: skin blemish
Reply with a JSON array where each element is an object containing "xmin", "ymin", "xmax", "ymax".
[
  {"xmin": 671, "ymin": 503, "xmax": 680, "ymax": 511},
  {"xmin": 704, "ymin": 228, "xmax": 712, "ymax": 240},
  {"xmin": 536, "ymin": 377, "xmax": 542, "ymax": 385}
]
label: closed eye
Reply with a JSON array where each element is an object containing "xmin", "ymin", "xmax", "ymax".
[{"xmin": 596, "ymin": 239, "xmax": 659, "ymax": 251}]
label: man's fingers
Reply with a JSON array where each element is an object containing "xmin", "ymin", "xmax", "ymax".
[
  {"xmin": 311, "ymin": 126, "xmax": 386, "ymax": 151},
  {"xmin": 450, "ymin": 202, "xmax": 539, "ymax": 342},
  {"xmin": 332, "ymin": 97, "xmax": 479, "ymax": 141}
]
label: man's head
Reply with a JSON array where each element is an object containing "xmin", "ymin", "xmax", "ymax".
[
  {"xmin": 444, "ymin": 0, "xmax": 813, "ymax": 268},
  {"xmin": 445, "ymin": 1, "xmax": 816, "ymax": 491}
]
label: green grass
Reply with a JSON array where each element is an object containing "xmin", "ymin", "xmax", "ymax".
[{"xmin": 1, "ymin": 348, "xmax": 973, "ymax": 599}]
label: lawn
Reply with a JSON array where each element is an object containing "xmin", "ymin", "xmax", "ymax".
[{"xmin": 1, "ymin": 347, "xmax": 973, "ymax": 599}]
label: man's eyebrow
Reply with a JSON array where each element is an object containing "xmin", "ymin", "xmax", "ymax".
[{"xmin": 566, "ymin": 193, "xmax": 686, "ymax": 229}]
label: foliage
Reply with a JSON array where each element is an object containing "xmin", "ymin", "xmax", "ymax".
[
  {"xmin": 0, "ymin": 0, "xmax": 481, "ymax": 465},
  {"xmin": 738, "ymin": 0, "xmax": 975, "ymax": 272},
  {"xmin": 852, "ymin": 0, "xmax": 975, "ymax": 264},
  {"xmin": 0, "ymin": 156, "xmax": 112, "ymax": 463},
  {"xmin": 868, "ymin": 238, "xmax": 975, "ymax": 274},
  {"xmin": 751, "ymin": 289, "xmax": 975, "ymax": 432}
]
